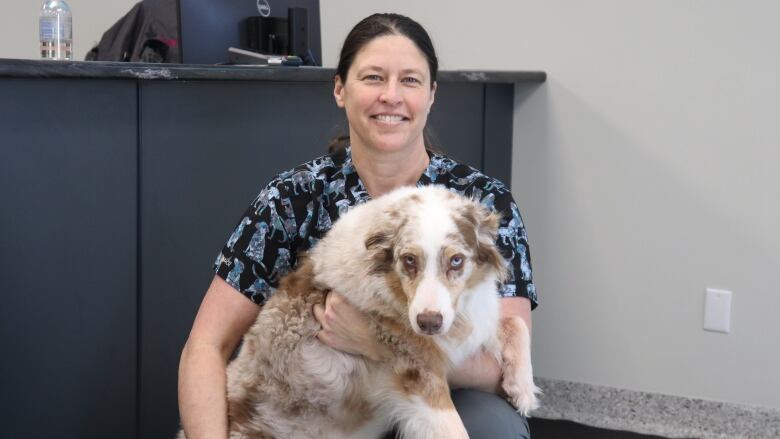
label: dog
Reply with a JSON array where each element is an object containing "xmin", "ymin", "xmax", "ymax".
[{"xmin": 178, "ymin": 185, "xmax": 540, "ymax": 439}]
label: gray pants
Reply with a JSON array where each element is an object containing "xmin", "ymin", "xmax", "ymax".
[{"xmin": 383, "ymin": 389, "xmax": 531, "ymax": 438}]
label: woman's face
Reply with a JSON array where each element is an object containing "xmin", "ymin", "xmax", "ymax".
[{"xmin": 334, "ymin": 34, "xmax": 436, "ymax": 155}]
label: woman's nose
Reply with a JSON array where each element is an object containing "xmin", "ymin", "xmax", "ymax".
[{"xmin": 379, "ymin": 83, "xmax": 401, "ymax": 105}]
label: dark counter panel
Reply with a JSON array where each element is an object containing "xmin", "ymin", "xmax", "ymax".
[
  {"xmin": 0, "ymin": 79, "xmax": 138, "ymax": 439},
  {"xmin": 426, "ymin": 82, "xmax": 485, "ymax": 169},
  {"xmin": 483, "ymin": 83, "xmax": 516, "ymax": 187}
]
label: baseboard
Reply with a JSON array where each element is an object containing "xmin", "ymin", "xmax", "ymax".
[{"xmin": 531, "ymin": 377, "xmax": 780, "ymax": 439}]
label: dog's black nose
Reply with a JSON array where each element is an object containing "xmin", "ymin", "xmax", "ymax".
[{"xmin": 417, "ymin": 312, "xmax": 443, "ymax": 334}]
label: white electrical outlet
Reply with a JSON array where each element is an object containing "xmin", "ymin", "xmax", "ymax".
[{"xmin": 703, "ymin": 288, "xmax": 732, "ymax": 333}]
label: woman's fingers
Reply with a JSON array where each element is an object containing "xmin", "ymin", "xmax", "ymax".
[
  {"xmin": 312, "ymin": 302, "xmax": 326, "ymax": 327},
  {"xmin": 311, "ymin": 291, "xmax": 373, "ymax": 356}
]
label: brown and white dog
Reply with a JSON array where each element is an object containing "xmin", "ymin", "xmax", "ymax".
[{"xmin": 178, "ymin": 185, "xmax": 540, "ymax": 439}]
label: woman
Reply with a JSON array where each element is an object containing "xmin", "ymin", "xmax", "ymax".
[{"xmin": 178, "ymin": 13, "xmax": 537, "ymax": 439}]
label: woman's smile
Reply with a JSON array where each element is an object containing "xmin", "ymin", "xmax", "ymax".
[{"xmin": 371, "ymin": 113, "xmax": 409, "ymax": 125}]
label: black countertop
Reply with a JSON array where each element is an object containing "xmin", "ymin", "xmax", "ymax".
[{"xmin": 0, "ymin": 58, "xmax": 546, "ymax": 83}]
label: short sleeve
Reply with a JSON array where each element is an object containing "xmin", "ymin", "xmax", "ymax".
[
  {"xmin": 488, "ymin": 190, "xmax": 539, "ymax": 310},
  {"xmin": 214, "ymin": 181, "xmax": 295, "ymax": 305}
]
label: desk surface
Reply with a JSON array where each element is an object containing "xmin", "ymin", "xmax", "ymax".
[{"xmin": 0, "ymin": 58, "xmax": 546, "ymax": 83}]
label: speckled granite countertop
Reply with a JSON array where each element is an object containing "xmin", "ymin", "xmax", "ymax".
[
  {"xmin": 533, "ymin": 377, "xmax": 780, "ymax": 439},
  {"xmin": 0, "ymin": 58, "xmax": 546, "ymax": 83}
]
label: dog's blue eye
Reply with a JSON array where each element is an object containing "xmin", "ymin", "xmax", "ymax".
[
  {"xmin": 450, "ymin": 255, "xmax": 463, "ymax": 268},
  {"xmin": 404, "ymin": 255, "xmax": 416, "ymax": 265}
]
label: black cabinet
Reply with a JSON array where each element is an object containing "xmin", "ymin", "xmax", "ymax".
[
  {"xmin": 0, "ymin": 79, "xmax": 137, "ymax": 439},
  {"xmin": 0, "ymin": 62, "xmax": 538, "ymax": 438}
]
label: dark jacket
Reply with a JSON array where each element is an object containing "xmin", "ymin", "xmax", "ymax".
[{"xmin": 85, "ymin": 0, "xmax": 179, "ymax": 63}]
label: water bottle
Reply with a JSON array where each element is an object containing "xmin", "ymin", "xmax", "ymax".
[{"xmin": 39, "ymin": 0, "xmax": 72, "ymax": 60}]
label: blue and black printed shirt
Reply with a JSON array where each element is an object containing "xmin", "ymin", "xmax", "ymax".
[{"xmin": 214, "ymin": 146, "xmax": 538, "ymax": 309}]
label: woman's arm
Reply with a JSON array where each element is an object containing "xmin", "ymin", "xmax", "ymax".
[
  {"xmin": 178, "ymin": 276, "xmax": 261, "ymax": 439},
  {"xmin": 447, "ymin": 297, "xmax": 532, "ymax": 393}
]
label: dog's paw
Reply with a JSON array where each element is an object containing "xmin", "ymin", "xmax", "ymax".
[{"xmin": 502, "ymin": 377, "xmax": 541, "ymax": 417}]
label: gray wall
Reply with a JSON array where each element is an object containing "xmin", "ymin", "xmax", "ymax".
[{"xmin": 510, "ymin": 2, "xmax": 780, "ymax": 410}]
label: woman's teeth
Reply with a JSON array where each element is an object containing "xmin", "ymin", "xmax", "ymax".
[{"xmin": 373, "ymin": 115, "xmax": 405, "ymax": 123}]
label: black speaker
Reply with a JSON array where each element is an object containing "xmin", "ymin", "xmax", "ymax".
[
  {"xmin": 287, "ymin": 7, "xmax": 312, "ymax": 64},
  {"xmin": 245, "ymin": 16, "xmax": 261, "ymax": 52},
  {"xmin": 246, "ymin": 16, "xmax": 288, "ymax": 55}
]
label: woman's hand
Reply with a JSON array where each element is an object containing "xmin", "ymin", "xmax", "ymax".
[
  {"xmin": 448, "ymin": 297, "xmax": 533, "ymax": 394},
  {"xmin": 448, "ymin": 349, "xmax": 504, "ymax": 393},
  {"xmin": 313, "ymin": 291, "xmax": 388, "ymax": 361}
]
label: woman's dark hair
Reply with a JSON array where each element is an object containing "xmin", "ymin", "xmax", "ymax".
[
  {"xmin": 336, "ymin": 13, "xmax": 438, "ymax": 87},
  {"xmin": 329, "ymin": 13, "xmax": 440, "ymax": 153}
]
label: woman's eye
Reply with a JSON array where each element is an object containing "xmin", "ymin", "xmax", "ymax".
[
  {"xmin": 364, "ymin": 74, "xmax": 382, "ymax": 81},
  {"xmin": 450, "ymin": 255, "xmax": 464, "ymax": 268},
  {"xmin": 402, "ymin": 77, "xmax": 421, "ymax": 84}
]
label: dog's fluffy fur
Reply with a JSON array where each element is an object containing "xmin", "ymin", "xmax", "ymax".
[{"xmin": 178, "ymin": 185, "xmax": 540, "ymax": 439}]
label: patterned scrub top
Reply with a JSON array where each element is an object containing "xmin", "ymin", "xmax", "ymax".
[{"xmin": 214, "ymin": 146, "xmax": 538, "ymax": 310}]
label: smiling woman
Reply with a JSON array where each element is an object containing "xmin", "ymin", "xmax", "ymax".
[{"xmin": 177, "ymin": 13, "xmax": 537, "ymax": 439}]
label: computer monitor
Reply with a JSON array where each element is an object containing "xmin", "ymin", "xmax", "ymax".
[{"xmin": 178, "ymin": 0, "xmax": 321, "ymax": 65}]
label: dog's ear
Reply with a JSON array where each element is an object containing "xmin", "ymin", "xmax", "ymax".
[
  {"xmin": 461, "ymin": 202, "xmax": 508, "ymax": 282},
  {"xmin": 364, "ymin": 217, "xmax": 400, "ymax": 275}
]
